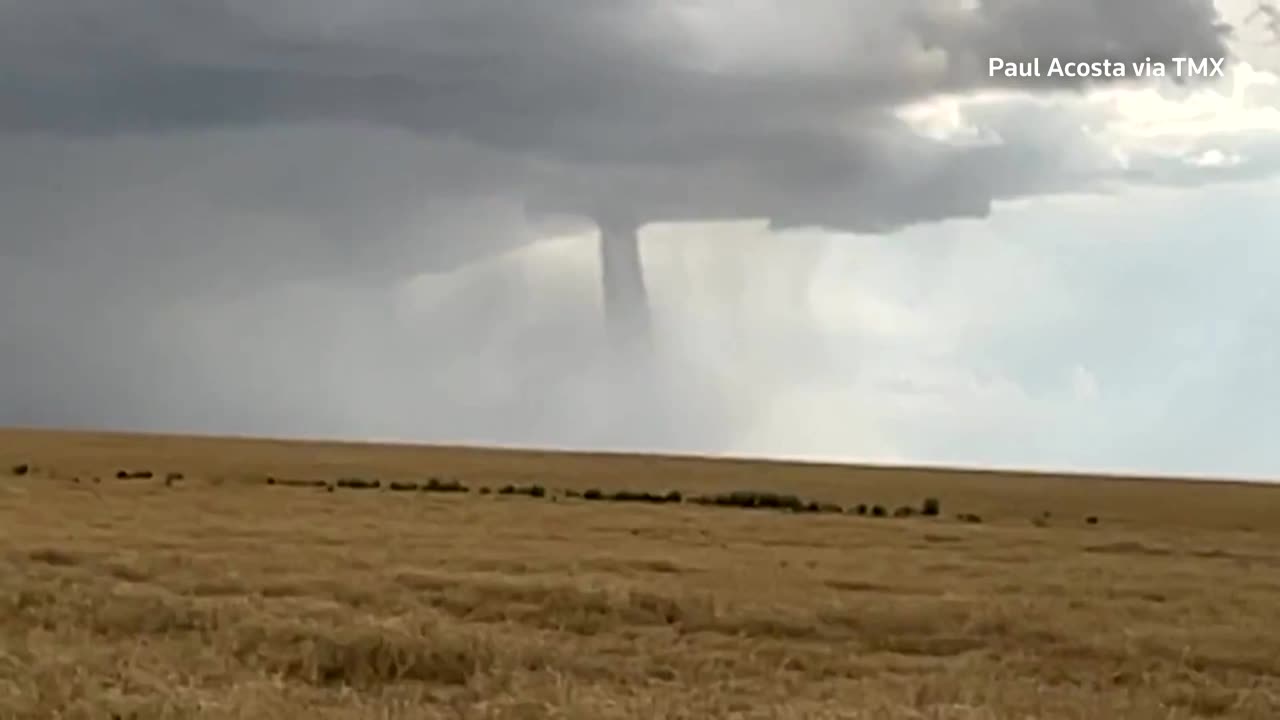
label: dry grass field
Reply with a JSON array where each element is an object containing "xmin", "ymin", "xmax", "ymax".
[{"xmin": 3, "ymin": 427, "xmax": 1280, "ymax": 719}]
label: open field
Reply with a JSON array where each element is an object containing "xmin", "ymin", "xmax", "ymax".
[{"xmin": 2, "ymin": 428, "xmax": 1280, "ymax": 719}]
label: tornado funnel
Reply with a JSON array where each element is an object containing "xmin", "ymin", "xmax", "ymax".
[{"xmin": 597, "ymin": 218, "xmax": 651, "ymax": 350}]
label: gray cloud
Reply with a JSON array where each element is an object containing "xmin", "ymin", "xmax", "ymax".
[
  {"xmin": 0, "ymin": 127, "xmax": 539, "ymax": 289},
  {"xmin": 1, "ymin": 2, "xmax": 1233, "ymax": 127},
  {"xmin": 0, "ymin": 2, "xmax": 1234, "ymax": 234},
  {"xmin": 0, "ymin": 1, "xmax": 1243, "ymax": 295}
]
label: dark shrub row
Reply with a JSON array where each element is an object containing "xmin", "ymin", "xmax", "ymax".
[
  {"xmin": 9, "ymin": 460, "xmax": 1092, "ymax": 527},
  {"xmin": 423, "ymin": 477, "xmax": 468, "ymax": 493},
  {"xmin": 381, "ymin": 478, "xmax": 470, "ymax": 493},
  {"xmin": 249, "ymin": 471, "xmax": 1112, "ymax": 526},
  {"xmin": 498, "ymin": 484, "xmax": 546, "ymax": 498},
  {"xmin": 266, "ymin": 477, "xmax": 327, "ymax": 489},
  {"xmin": 581, "ymin": 489, "xmax": 683, "ymax": 504},
  {"xmin": 681, "ymin": 492, "xmax": 938, "ymax": 520},
  {"xmin": 689, "ymin": 490, "xmax": 810, "ymax": 511}
]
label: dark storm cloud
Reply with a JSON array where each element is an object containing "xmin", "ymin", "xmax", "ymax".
[
  {"xmin": 0, "ymin": 1, "xmax": 1233, "ymax": 236},
  {"xmin": 0, "ymin": 2, "xmax": 1232, "ymax": 134},
  {"xmin": 0, "ymin": 127, "xmax": 540, "ymax": 287}
]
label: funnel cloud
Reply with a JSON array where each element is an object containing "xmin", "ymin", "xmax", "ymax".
[{"xmin": 597, "ymin": 218, "xmax": 651, "ymax": 351}]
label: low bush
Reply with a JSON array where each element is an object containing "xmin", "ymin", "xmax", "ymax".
[
  {"xmin": 496, "ymin": 484, "xmax": 544, "ymax": 498},
  {"xmin": 423, "ymin": 478, "xmax": 468, "ymax": 493},
  {"xmin": 690, "ymin": 490, "xmax": 839, "ymax": 514},
  {"xmin": 271, "ymin": 478, "xmax": 327, "ymax": 489},
  {"xmin": 606, "ymin": 490, "xmax": 681, "ymax": 504}
]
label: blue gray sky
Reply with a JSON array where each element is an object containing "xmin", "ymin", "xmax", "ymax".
[{"xmin": 2, "ymin": 0, "xmax": 1278, "ymax": 478}]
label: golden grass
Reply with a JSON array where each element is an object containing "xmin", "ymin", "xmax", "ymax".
[{"xmin": 2, "ymin": 427, "xmax": 1280, "ymax": 719}]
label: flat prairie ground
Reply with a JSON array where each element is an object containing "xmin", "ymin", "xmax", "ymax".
[{"xmin": 2, "ymin": 429, "xmax": 1280, "ymax": 719}]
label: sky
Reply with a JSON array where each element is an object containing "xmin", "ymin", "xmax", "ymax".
[{"xmin": 2, "ymin": 0, "xmax": 1279, "ymax": 479}]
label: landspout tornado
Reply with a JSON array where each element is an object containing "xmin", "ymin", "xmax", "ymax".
[{"xmin": 597, "ymin": 217, "xmax": 651, "ymax": 351}]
